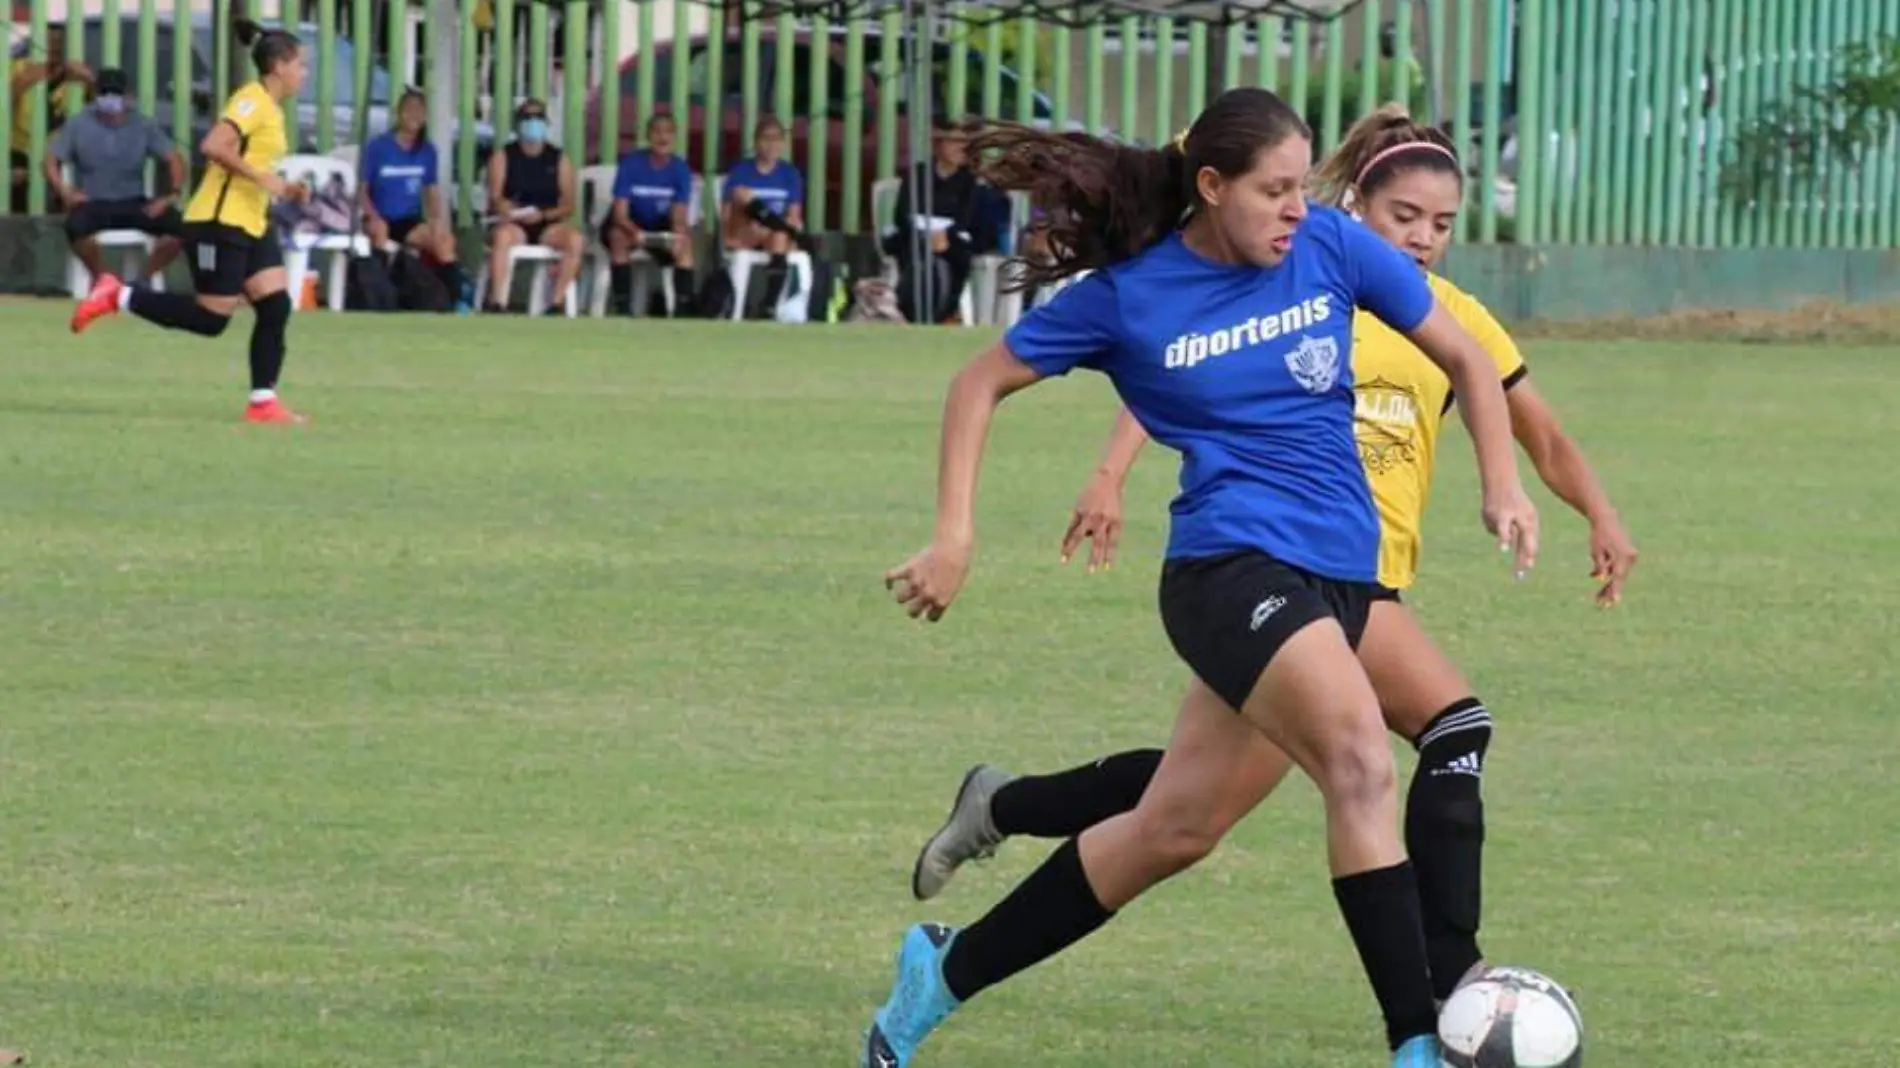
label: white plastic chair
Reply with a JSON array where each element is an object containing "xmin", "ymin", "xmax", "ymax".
[
  {"xmin": 472, "ymin": 157, "xmax": 585, "ymax": 317},
  {"xmin": 720, "ymin": 173, "xmax": 811, "ymax": 321},
  {"xmin": 62, "ymin": 165, "xmax": 168, "ymax": 297},
  {"xmin": 871, "ymin": 174, "xmax": 974, "ymax": 326},
  {"xmin": 584, "ymin": 168, "xmax": 704, "ymax": 318},
  {"xmin": 579, "ymin": 163, "xmax": 618, "ymax": 317},
  {"xmin": 975, "ymin": 189, "xmax": 1033, "ymax": 326},
  {"xmin": 276, "ymin": 154, "xmax": 370, "ymax": 312}
]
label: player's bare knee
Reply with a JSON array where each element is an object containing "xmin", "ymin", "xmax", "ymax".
[
  {"xmin": 1311, "ymin": 727, "xmax": 1398, "ymax": 814},
  {"xmin": 1130, "ymin": 799, "xmax": 1224, "ymax": 872}
]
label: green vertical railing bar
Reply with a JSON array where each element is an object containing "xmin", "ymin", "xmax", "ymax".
[
  {"xmin": 1803, "ymin": 0, "xmax": 1824, "ymax": 247},
  {"xmin": 316, "ymin": 0, "xmax": 337, "ymax": 153},
  {"xmin": 0, "ymin": 0, "xmax": 10, "ymax": 214},
  {"xmin": 1013, "ymin": 16, "xmax": 1035, "ymax": 123},
  {"xmin": 388, "ymin": 0, "xmax": 408, "ymax": 93},
  {"xmin": 1320, "ymin": 18, "xmax": 1344, "ymax": 150},
  {"xmin": 1873, "ymin": 0, "xmax": 1897, "ymax": 248},
  {"xmin": 1187, "ymin": 24, "xmax": 1208, "ymax": 117},
  {"xmin": 1762, "ymin": 0, "xmax": 1785, "ymax": 245},
  {"xmin": 1223, "ymin": 19, "xmax": 1244, "ymax": 91},
  {"xmin": 739, "ymin": 2, "xmax": 760, "ymax": 140},
  {"xmin": 352, "ymin": 0, "xmax": 372, "ymax": 143},
  {"xmin": 170, "ymin": 0, "xmax": 189, "ymax": 179},
  {"xmin": 529, "ymin": 6, "xmax": 550, "ymax": 103},
  {"xmin": 1552, "ymin": 0, "xmax": 1579, "ymax": 243},
  {"xmin": 457, "ymin": 0, "xmax": 477, "ymax": 220},
  {"xmin": 1257, "ymin": 16, "xmax": 1281, "ymax": 91},
  {"xmin": 1711, "ymin": 0, "xmax": 1736, "ymax": 245},
  {"xmin": 775, "ymin": 12, "xmax": 796, "ymax": 126},
  {"xmin": 1516, "ymin": 0, "xmax": 1543, "ymax": 244},
  {"xmin": 24, "ymin": 0, "xmax": 45, "ymax": 212},
  {"xmin": 807, "ymin": 10, "xmax": 829, "ymax": 233},
  {"xmin": 1391, "ymin": 2, "xmax": 1412, "ymax": 110},
  {"xmin": 1632, "ymin": 0, "xmax": 1658, "ymax": 243},
  {"xmin": 703, "ymin": 2, "xmax": 725, "ymax": 196},
  {"xmin": 137, "ymin": 0, "xmax": 157, "ymax": 117},
  {"xmin": 1154, "ymin": 18, "xmax": 1177, "ymax": 146},
  {"xmin": 1476, "ymin": 0, "xmax": 1503, "ymax": 241},
  {"xmin": 1672, "ymin": 0, "xmax": 1702, "ymax": 245},
  {"xmin": 1085, "ymin": 23, "xmax": 1105, "ymax": 134},
  {"xmin": 1116, "ymin": 18, "xmax": 1137, "ymax": 138},
  {"xmin": 1776, "ymin": 0, "xmax": 1798, "ymax": 246},
  {"xmin": 982, "ymin": 17, "xmax": 1003, "ymax": 118},
  {"xmin": 599, "ymin": 0, "xmax": 620, "ymax": 163},
  {"xmin": 843, "ymin": 21, "xmax": 864, "ymax": 230},
  {"xmin": 1608, "ymin": 0, "xmax": 1636, "ymax": 243},
  {"xmin": 1053, "ymin": 27, "xmax": 1071, "ymax": 129},
  {"xmin": 634, "ymin": 2, "xmax": 655, "ymax": 133},
  {"xmin": 1424, "ymin": 0, "xmax": 1444, "ymax": 124},
  {"xmin": 212, "ymin": 0, "xmax": 230, "ymax": 112},
  {"xmin": 495, "ymin": 0, "xmax": 516, "ymax": 142},
  {"xmin": 102, "ymin": 0, "xmax": 123, "ymax": 68},
  {"xmin": 1450, "ymin": 0, "xmax": 1472, "ymax": 239},
  {"xmin": 878, "ymin": 11, "xmax": 901, "ymax": 179},
  {"xmin": 1823, "ymin": 0, "xmax": 1847, "ymax": 247},
  {"xmin": 1746, "ymin": 0, "xmax": 1770, "ymax": 246},
  {"xmin": 1358, "ymin": 0, "xmax": 1380, "ymax": 119},
  {"xmin": 64, "ymin": 5, "xmax": 86, "ymax": 118},
  {"xmin": 565, "ymin": 3, "xmax": 588, "ymax": 160},
  {"xmin": 1534, "ymin": 0, "xmax": 1559, "ymax": 242},
  {"xmin": 947, "ymin": 23, "xmax": 969, "ymax": 122},
  {"xmin": 1288, "ymin": 17, "xmax": 1311, "ymax": 138},
  {"xmin": 670, "ymin": 0, "xmax": 691, "ymax": 126},
  {"xmin": 1587, "ymin": 1, "xmax": 1614, "ymax": 243}
]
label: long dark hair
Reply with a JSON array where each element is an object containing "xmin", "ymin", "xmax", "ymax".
[
  {"xmin": 971, "ymin": 87, "xmax": 1310, "ymax": 287},
  {"xmin": 234, "ymin": 19, "xmax": 300, "ymax": 78}
]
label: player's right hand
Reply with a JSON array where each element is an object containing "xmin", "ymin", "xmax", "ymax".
[
  {"xmin": 1482, "ymin": 480, "xmax": 1539, "ymax": 580},
  {"xmin": 1061, "ymin": 473, "xmax": 1124, "ymax": 573},
  {"xmin": 884, "ymin": 540, "xmax": 972, "ymax": 623}
]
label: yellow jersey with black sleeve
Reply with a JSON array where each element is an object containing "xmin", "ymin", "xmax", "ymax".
[
  {"xmin": 184, "ymin": 81, "xmax": 286, "ymax": 238},
  {"xmin": 1352, "ymin": 272, "xmax": 1527, "ymax": 591}
]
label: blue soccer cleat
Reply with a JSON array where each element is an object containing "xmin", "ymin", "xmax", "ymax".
[
  {"xmin": 861, "ymin": 923, "xmax": 961, "ymax": 1068},
  {"xmin": 1392, "ymin": 1033, "xmax": 1443, "ymax": 1068}
]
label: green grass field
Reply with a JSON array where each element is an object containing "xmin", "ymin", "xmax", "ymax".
[{"xmin": 1, "ymin": 301, "xmax": 1894, "ymax": 1067}]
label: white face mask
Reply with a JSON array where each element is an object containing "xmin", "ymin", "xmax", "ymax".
[{"xmin": 96, "ymin": 94, "xmax": 126, "ymax": 117}]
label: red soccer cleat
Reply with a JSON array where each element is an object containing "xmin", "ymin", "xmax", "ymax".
[
  {"xmin": 243, "ymin": 398, "xmax": 307, "ymax": 425},
  {"xmin": 71, "ymin": 273, "xmax": 125, "ymax": 334}
]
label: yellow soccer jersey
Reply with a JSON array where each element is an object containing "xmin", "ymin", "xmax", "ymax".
[
  {"xmin": 184, "ymin": 82, "xmax": 286, "ymax": 238},
  {"xmin": 1353, "ymin": 273, "xmax": 1526, "ymax": 590}
]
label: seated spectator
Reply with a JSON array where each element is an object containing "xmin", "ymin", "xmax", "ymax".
[
  {"xmin": 362, "ymin": 88, "xmax": 457, "ymax": 267},
  {"xmin": 10, "ymin": 24, "xmax": 93, "ymax": 209},
  {"xmin": 600, "ymin": 113, "xmax": 697, "ymax": 316},
  {"xmin": 722, "ymin": 116, "xmax": 804, "ymax": 254},
  {"xmin": 882, "ymin": 117, "xmax": 994, "ymax": 324},
  {"xmin": 45, "ymin": 67, "xmax": 184, "ymax": 286},
  {"xmin": 483, "ymin": 97, "xmax": 582, "ymax": 313}
]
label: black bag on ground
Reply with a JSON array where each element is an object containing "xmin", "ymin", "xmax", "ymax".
[
  {"xmin": 344, "ymin": 253, "xmax": 400, "ymax": 311},
  {"xmin": 389, "ymin": 251, "xmax": 452, "ymax": 313}
]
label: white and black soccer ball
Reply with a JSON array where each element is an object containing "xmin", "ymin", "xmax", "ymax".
[{"xmin": 1437, "ymin": 966, "xmax": 1583, "ymax": 1068}]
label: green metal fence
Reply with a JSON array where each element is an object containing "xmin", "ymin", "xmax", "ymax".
[{"xmin": 5, "ymin": 0, "xmax": 1897, "ymax": 248}]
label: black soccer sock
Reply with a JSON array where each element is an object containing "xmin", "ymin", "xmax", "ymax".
[
  {"xmin": 609, "ymin": 263, "xmax": 633, "ymax": 313},
  {"xmin": 990, "ymin": 749, "xmax": 1162, "ymax": 838},
  {"xmin": 939, "ymin": 837, "xmax": 1114, "ymax": 1002},
  {"xmin": 1333, "ymin": 861, "xmax": 1440, "ymax": 1050},
  {"xmin": 127, "ymin": 287, "xmax": 230, "ymax": 337},
  {"xmin": 1406, "ymin": 696, "xmax": 1493, "ymax": 999},
  {"xmin": 248, "ymin": 292, "xmax": 292, "ymax": 393},
  {"xmin": 671, "ymin": 266, "xmax": 697, "ymax": 314}
]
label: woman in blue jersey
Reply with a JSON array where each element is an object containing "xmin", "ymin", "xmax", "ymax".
[{"xmin": 864, "ymin": 88, "xmax": 1539, "ymax": 1068}]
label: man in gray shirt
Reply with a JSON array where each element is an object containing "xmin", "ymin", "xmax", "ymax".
[{"xmin": 45, "ymin": 67, "xmax": 186, "ymax": 286}]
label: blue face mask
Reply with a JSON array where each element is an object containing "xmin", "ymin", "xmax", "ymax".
[
  {"xmin": 518, "ymin": 118, "xmax": 549, "ymax": 144},
  {"xmin": 96, "ymin": 94, "xmax": 126, "ymax": 117}
]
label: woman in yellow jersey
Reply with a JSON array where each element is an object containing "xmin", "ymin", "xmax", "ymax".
[
  {"xmin": 71, "ymin": 22, "xmax": 312, "ymax": 425},
  {"xmin": 899, "ymin": 106, "xmax": 1637, "ymax": 1005}
]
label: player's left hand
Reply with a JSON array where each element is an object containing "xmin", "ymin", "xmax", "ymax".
[
  {"xmin": 1061, "ymin": 473, "xmax": 1124, "ymax": 572},
  {"xmin": 884, "ymin": 540, "xmax": 972, "ymax": 623},
  {"xmin": 1588, "ymin": 513, "xmax": 1638, "ymax": 607}
]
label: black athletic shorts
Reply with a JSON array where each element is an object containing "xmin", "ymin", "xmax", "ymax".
[
  {"xmin": 1159, "ymin": 550, "xmax": 1383, "ymax": 712},
  {"xmin": 65, "ymin": 197, "xmax": 182, "ymax": 241},
  {"xmin": 183, "ymin": 221, "xmax": 284, "ymax": 297},
  {"xmin": 387, "ymin": 216, "xmax": 423, "ymax": 245}
]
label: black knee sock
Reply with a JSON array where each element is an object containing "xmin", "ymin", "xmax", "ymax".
[
  {"xmin": 127, "ymin": 287, "xmax": 230, "ymax": 337},
  {"xmin": 609, "ymin": 263, "xmax": 633, "ymax": 312},
  {"xmin": 1406, "ymin": 696, "xmax": 1493, "ymax": 999},
  {"xmin": 1333, "ymin": 862, "xmax": 1440, "ymax": 1051},
  {"xmin": 248, "ymin": 292, "xmax": 292, "ymax": 393},
  {"xmin": 672, "ymin": 266, "xmax": 697, "ymax": 313},
  {"xmin": 990, "ymin": 749, "xmax": 1162, "ymax": 838},
  {"xmin": 939, "ymin": 838, "xmax": 1114, "ymax": 1002}
]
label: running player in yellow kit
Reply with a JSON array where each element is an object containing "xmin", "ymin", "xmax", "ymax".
[
  {"xmin": 72, "ymin": 22, "xmax": 311, "ymax": 425},
  {"xmin": 902, "ymin": 106, "xmax": 1639, "ymax": 1006}
]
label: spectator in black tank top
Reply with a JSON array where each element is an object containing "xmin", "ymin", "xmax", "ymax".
[{"xmin": 483, "ymin": 98, "xmax": 582, "ymax": 313}]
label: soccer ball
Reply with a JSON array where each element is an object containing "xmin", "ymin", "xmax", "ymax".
[{"xmin": 1436, "ymin": 966, "xmax": 1583, "ymax": 1067}]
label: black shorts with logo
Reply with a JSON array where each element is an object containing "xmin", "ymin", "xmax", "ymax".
[
  {"xmin": 65, "ymin": 197, "xmax": 183, "ymax": 241},
  {"xmin": 1158, "ymin": 550, "xmax": 1383, "ymax": 712},
  {"xmin": 183, "ymin": 221, "xmax": 285, "ymax": 297}
]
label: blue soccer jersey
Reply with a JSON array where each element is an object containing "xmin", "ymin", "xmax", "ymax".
[
  {"xmin": 1004, "ymin": 204, "xmax": 1435, "ymax": 582},
  {"xmin": 723, "ymin": 157, "xmax": 805, "ymax": 219},
  {"xmin": 362, "ymin": 132, "xmax": 439, "ymax": 222},
  {"xmin": 612, "ymin": 150, "xmax": 694, "ymax": 230}
]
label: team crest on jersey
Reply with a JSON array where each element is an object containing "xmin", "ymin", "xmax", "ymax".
[
  {"xmin": 234, "ymin": 97, "xmax": 256, "ymax": 117},
  {"xmin": 1285, "ymin": 333, "xmax": 1340, "ymax": 394},
  {"xmin": 1355, "ymin": 376, "xmax": 1422, "ymax": 473}
]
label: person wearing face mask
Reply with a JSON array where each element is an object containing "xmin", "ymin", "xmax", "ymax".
[
  {"xmin": 45, "ymin": 67, "xmax": 187, "ymax": 287},
  {"xmin": 483, "ymin": 98, "xmax": 583, "ymax": 313}
]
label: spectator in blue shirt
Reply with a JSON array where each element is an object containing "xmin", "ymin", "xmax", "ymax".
[
  {"xmin": 601, "ymin": 113, "xmax": 697, "ymax": 315},
  {"xmin": 722, "ymin": 115, "xmax": 804, "ymax": 255},
  {"xmin": 361, "ymin": 89, "xmax": 456, "ymax": 267}
]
